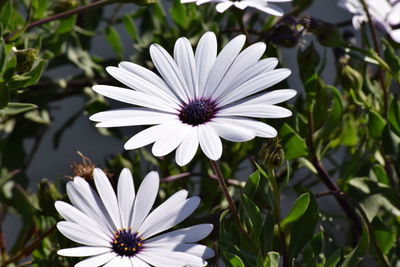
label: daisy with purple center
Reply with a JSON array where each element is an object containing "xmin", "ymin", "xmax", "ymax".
[
  {"xmin": 55, "ymin": 168, "xmax": 214, "ymax": 266},
  {"xmin": 90, "ymin": 32, "xmax": 296, "ymax": 166}
]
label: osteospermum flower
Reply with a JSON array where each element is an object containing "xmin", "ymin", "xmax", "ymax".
[
  {"xmin": 181, "ymin": 0, "xmax": 292, "ymax": 15},
  {"xmin": 338, "ymin": 0, "xmax": 400, "ymax": 43},
  {"xmin": 90, "ymin": 32, "xmax": 296, "ymax": 166},
  {"xmin": 55, "ymin": 168, "xmax": 214, "ymax": 266}
]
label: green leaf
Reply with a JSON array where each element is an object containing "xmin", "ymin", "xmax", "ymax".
[
  {"xmin": 388, "ymin": 99, "xmax": 400, "ymax": 136},
  {"xmin": 224, "ymin": 252, "xmax": 245, "ymax": 267},
  {"xmin": 123, "ymin": 14, "xmax": 138, "ymax": 41},
  {"xmin": 340, "ymin": 229, "xmax": 369, "ymax": 267},
  {"xmin": 243, "ymin": 171, "xmax": 260, "ymax": 198},
  {"xmin": 171, "ymin": 0, "xmax": 188, "ymax": 28},
  {"xmin": 281, "ymin": 193, "xmax": 310, "ymax": 227},
  {"xmin": 263, "ymin": 252, "xmax": 280, "ymax": 267},
  {"xmin": 105, "ymin": 26, "xmax": 124, "ymax": 58},
  {"xmin": 8, "ymin": 59, "xmax": 47, "ymax": 89},
  {"xmin": 368, "ymin": 110, "xmax": 386, "ymax": 139},
  {"xmin": 57, "ymin": 15, "xmax": 77, "ymax": 33},
  {"xmin": 325, "ymin": 249, "xmax": 341, "ymax": 267},
  {"xmin": 241, "ymin": 194, "xmax": 263, "ymax": 244},
  {"xmin": 0, "ymin": 102, "xmax": 37, "ymax": 117},
  {"xmin": 0, "ymin": 0, "xmax": 12, "ymax": 29},
  {"xmin": 280, "ymin": 123, "xmax": 308, "ymax": 160},
  {"xmin": 0, "ymin": 39, "xmax": 5, "ymax": 72},
  {"xmin": 0, "ymin": 86, "xmax": 9, "ymax": 109}
]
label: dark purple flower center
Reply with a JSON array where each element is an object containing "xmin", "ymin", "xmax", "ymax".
[
  {"xmin": 111, "ymin": 228, "xmax": 143, "ymax": 257},
  {"xmin": 178, "ymin": 99, "xmax": 217, "ymax": 126}
]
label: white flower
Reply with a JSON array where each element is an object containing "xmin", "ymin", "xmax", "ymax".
[
  {"xmin": 55, "ymin": 168, "xmax": 214, "ymax": 266},
  {"xmin": 338, "ymin": 0, "xmax": 400, "ymax": 43},
  {"xmin": 90, "ymin": 32, "xmax": 296, "ymax": 166},
  {"xmin": 181, "ymin": 0, "xmax": 292, "ymax": 15}
]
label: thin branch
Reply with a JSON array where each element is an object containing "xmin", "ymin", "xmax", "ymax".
[{"xmin": 5, "ymin": 0, "xmax": 112, "ymax": 43}]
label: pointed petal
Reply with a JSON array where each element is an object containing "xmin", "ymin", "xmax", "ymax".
[
  {"xmin": 214, "ymin": 117, "xmax": 277, "ymax": 137},
  {"xmin": 229, "ymin": 89, "xmax": 297, "ymax": 107},
  {"xmin": 74, "ymin": 252, "xmax": 115, "ymax": 267},
  {"xmin": 138, "ymin": 190, "xmax": 189, "ymax": 238},
  {"xmin": 198, "ymin": 124, "xmax": 222, "ymax": 160},
  {"xmin": 117, "ymin": 168, "xmax": 135, "ymax": 228},
  {"xmin": 216, "ymin": 1, "xmax": 233, "ymax": 12},
  {"xmin": 131, "ymin": 171, "xmax": 160, "ymax": 230},
  {"xmin": 174, "ymin": 37, "xmax": 198, "ymax": 98},
  {"xmin": 92, "ymin": 85, "xmax": 178, "ymax": 113},
  {"xmin": 58, "ymin": 247, "xmax": 111, "ymax": 257},
  {"xmin": 150, "ymin": 44, "xmax": 190, "ymax": 103},
  {"xmin": 209, "ymin": 119, "xmax": 255, "ymax": 142},
  {"xmin": 146, "ymin": 224, "xmax": 213, "ymax": 244},
  {"xmin": 203, "ymin": 35, "xmax": 246, "ymax": 98},
  {"xmin": 138, "ymin": 250, "xmax": 206, "ymax": 266},
  {"xmin": 152, "ymin": 123, "xmax": 191, "ymax": 157},
  {"xmin": 174, "ymin": 244, "xmax": 215, "ymax": 259},
  {"xmin": 131, "ymin": 257, "xmax": 151, "ymax": 267},
  {"xmin": 196, "ymin": 32, "xmax": 217, "ymax": 96},
  {"xmin": 175, "ymin": 127, "xmax": 199, "ymax": 166},
  {"xmin": 94, "ymin": 168, "xmax": 122, "ymax": 230},
  {"xmin": 218, "ymin": 103, "xmax": 292, "ymax": 118},
  {"xmin": 57, "ymin": 221, "xmax": 110, "ymax": 247}
]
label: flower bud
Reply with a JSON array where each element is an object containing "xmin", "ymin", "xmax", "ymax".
[
  {"xmin": 12, "ymin": 47, "xmax": 38, "ymax": 73},
  {"xmin": 341, "ymin": 65, "xmax": 363, "ymax": 91},
  {"xmin": 259, "ymin": 138, "xmax": 285, "ymax": 169},
  {"xmin": 268, "ymin": 16, "xmax": 305, "ymax": 47},
  {"xmin": 38, "ymin": 179, "xmax": 62, "ymax": 217},
  {"xmin": 301, "ymin": 15, "xmax": 345, "ymax": 47}
]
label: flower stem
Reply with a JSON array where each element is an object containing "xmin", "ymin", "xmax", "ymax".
[
  {"xmin": 209, "ymin": 160, "xmax": 247, "ymax": 236},
  {"xmin": 5, "ymin": 0, "xmax": 113, "ymax": 43},
  {"xmin": 234, "ymin": 10, "xmax": 250, "ymax": 43}
]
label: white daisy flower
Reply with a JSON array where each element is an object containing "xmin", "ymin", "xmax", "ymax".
[
  {"xmin": 55, "ymin": 168, "xmax": 214, "ymax": 266},
  {"xmin": 338, "ymin": 0, "xmax": 400, "ymax": 43},
  {"xmin": 181, "ymin": 0, "xmax": 292, "ymax": 15},
  {"xmin": 90, "ymin": 32, "xmax": 296, "ymax": 166}
]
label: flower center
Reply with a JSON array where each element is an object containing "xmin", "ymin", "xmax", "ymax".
[
  {"xmin": 111, "ymin": 228, "xmax": 143, "ymax": 257},
  {"xmin": 178, "ymin": 99, "xmax": 217, "ymax": 126}
]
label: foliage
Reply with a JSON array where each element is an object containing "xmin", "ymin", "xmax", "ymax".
[{"xmin": 0, "ymin": 0, "xmax": 400, "ymax": 266}]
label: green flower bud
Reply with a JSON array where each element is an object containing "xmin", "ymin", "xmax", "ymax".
[
  {"xmin": 12, "ymin": 47, "xmax": 38, "ymax": 73},
  {"xmin": 301, "ymin": 15, "xmax": 345, "ymax": 47},
  {"xmin": 259, "ymin": 138, "xmax": 285, "ymax": 169},
  {"xmin": 341, "ymin": 65, "xmax": 363, "ymax": 91},
  {"xmin": 38, "ymin": 179, "xmax": 62, "ymax": 217}
]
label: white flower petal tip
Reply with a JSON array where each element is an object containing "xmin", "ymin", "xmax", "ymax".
[
  {"xmin": 91, "ymin": 31, "xmax": 295, "ymax": 165},
  {"xmin": 56, "ymin": 169, "xmax": 213, "ymax": 266}
]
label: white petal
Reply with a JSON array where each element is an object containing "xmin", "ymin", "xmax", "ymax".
[
  {"xmin": 55, "ymin": 201, "xmax": 110, "ymax": 240},
  {"xmin": 174, "ymin": 244, "xmax": 215, "ymax": 259},
  {"xmin": 209, "ymin": 120, "xmax": 255, "ymax": 142},
  {"xmin": 92, "ymin": 85, "xmax": 178, "ymax": 113},
  {"xmin": 152, "ymin": 123, "xmax": 191, "ymax": 157},
  {"xmin": 58, "ymin": 247, "xmax": 111, "ymax": 257},
  {"xmin": 124, "ymin": 123, "xmax": 180, "ymax": 150},
  {"xmin": 390, "ymin": 29, "xmax": 400, "ymax": 43},
  {"xmin": 216, "ymin": 1, "xmax": 233, "ymax": 12},
  {"xmin": 150, "ymin": 44, "xmax": 190, "ymax": 103},
  {"xmin": 130, "ymin": 257, "xmax": 151, "ymax": 267},
  {"xmin": 131, "ymin": 171, "xmax": 160, "ymax": 230},
  {"xmin": 139, "ymin": 197, "xmax": 200, "ymax": 239},
  {"xmin": 103, "ymin": 257, "xmax": 123, "ymax": 267},
  {"xmin": 138, "ymin": 190, "xmax": 188, "ymax": 238},
  {"xmin": 196, "ymin": 32, "xmax": 217, "ymax": 97},
  {"xmin": 90, "ymin": 108, "xmax": 176, "ymax": 128},
  {"xmin": 94, "ymin": 168, "xmax": 122, "ymax": 230},
  {"xmin": 74, "ymin": 252, "xmax": 115, "ymax": 267},
  {"xmin": 234, "ymin": 1, "xmax": 249, "ymax": 9},
  {"xmin": 203, "ymin": 35, "xmax": 246, "ymax": 98},
  {"xmin": 57, "ymin": 221, "xmax": 110, "ymax": 247},
  {"xmin": 218, "ymin": 68, "xmax": 291, "ymax": 106},
  {"xmin": 118, "ymin": 61, "xmax": 181, "ymax": 106},
  {"xmin": 175, "ymin": 127, "xmax": 199, "ymax": 166},
  {"xmin": 211, "ymin": 42, "xmax": 266, "ymax": 100},
  {"xmin": 218, "ymin": 103, "xmax": 292, "ymax": 118},
  {"xmin": 67, "ymin": 177, "xmax": 114, "ymax": 233},
  {"xmin": 248, "ymin": 1, "xmax": 284, "ymax": 16},
  {"xmin": 117, "ymin": 168, "xmax": 135, "ymax": 228},
  {"xmin": 138, "ymin": 250, "xmax": 206, "ymax": 267},
  {"xmin": 175, "ymin": 37, "xmax": 198, "ymax": 98},
  {"xmin": 233, "ymin": 89, "xmax": 296, "ymax": 106},
  {"xmin": 198, "ymin": 124, "xmax": 222, "ymax": 160},
  {"xmin": 146, "ymin": 224, "xmax": 213, "ymax": 244},
  {"xmin": 215, "ymin": 117, "xmax": 277, "ymax": 137}
]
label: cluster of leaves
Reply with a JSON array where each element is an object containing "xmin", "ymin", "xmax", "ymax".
[{"xmin": 0, "ymin": 0, "xmax": 400, "ymax": 266}]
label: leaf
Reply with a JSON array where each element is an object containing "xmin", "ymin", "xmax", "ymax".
[
  {"xmin": 243, "ymin": 171, "xmax": 260, "ymax": 198},
  {"xmin": 325, "ymin": 249, "xmax": 341, "ymax": 267},
  {"xmin": 0, "ymin": 0, "xmax": 12, "ymax": 29},
  {"xmin": 0, "ymin": 86, "xmax": 9, "ymax": 109},
  {"xmin": 224, "ymin": 252, "xmax": 245, "ymax": 267},
  {"xmin": 281, "ymin": 193, "xmax": 310, "ymax": 227},
  {"xmin": 263, "ymin": 252, "xmax": 280, "ymax": 267},
  {"xmin": 0, "ymin": 39, "xmax": 5, "ymax": 72},
  {"xmin": 368, "ymin": 110, "xmax": 386, "ymax": 139},
  {"xmin": 0, "ymin": 102, "xmax": 37, "ymax": 117},
  {"xmin": 388, "ymin": 99, "xmax": 400, "ymax": 136},
  {"xmin": 171, "ymin": 0, "xmax": 188, "ymax": 28},
  {"xmin": 280, "ymin": 123, "xmax": 308, "ymax": 160},
  {"xmin": 123, "ymin": 14, "xmax": 138, "ymax": 41},
  {"xmin": 241, "ymin": 194, "xmax": 263, "ymax": 245},
  {"xmin": 57, "ymin": 15, "xmax": 77, "ymax": 34},
  {"xmin": 105, "ymin": 26, "xmax": 124, "ymax": 58},
  {"xmin": 340, "ymin": 229, "xmax": 369, "ymax": 267}
]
